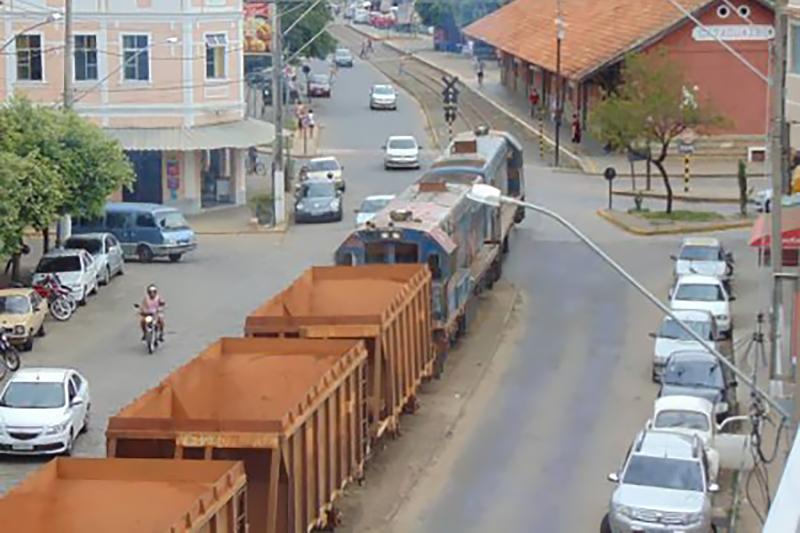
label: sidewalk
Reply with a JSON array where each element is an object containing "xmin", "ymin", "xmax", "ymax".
[{"xmin": 349, "ymin": 23, "xmax": 766, "ymax": 179}]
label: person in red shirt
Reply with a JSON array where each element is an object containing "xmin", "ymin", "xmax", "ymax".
[{"xmin": 528, "ymin": 88, "xmax": 539, "ymax": 118}]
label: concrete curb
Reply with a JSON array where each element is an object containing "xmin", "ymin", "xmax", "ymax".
[
  {"xmin": 612, "ymin": 189, "xmax": 742, "ymax": 204},
  {"xmin": 597, "ymin": 209, "xmax": 753, "ymax": 236},
  {"xmin": 345, "ymin": 24, "xmax": 588, "ymax": 169},
  {"xmin": 195, "ymin": 222, "xmax": 288, "ymax": 236}
]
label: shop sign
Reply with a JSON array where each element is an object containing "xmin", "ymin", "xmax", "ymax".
[{"xmin": 692, "ymin": 25, "xmax": 774, "ymax": 42}]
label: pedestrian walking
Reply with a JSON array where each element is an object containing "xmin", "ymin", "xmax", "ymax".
[
  {"xmin": 528, "ymin": 87, "xmax": 539, "ymax": 118},
  {"xmin": 476, "ymin": 59, "xmax": 484, "ymax": 87},
  {"xmin": 398, "ymin": 55, "xmax": 405, "ymax": 76},
  {"xmin": 571, "ymin": 113, "xmax": 582, "ymax": 144},
  {"xmin": 306, "ymin": 109, "xmax": 316, "ymax": 137}
]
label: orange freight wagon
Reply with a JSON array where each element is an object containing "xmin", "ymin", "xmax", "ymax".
[
  {"xmin": 243, "ymin": 264, "xmax": 434, "ymax": 441},
  {"xmin": 0, "ymin": 457, "xmax": 247, "ymax": 532},
  {"xmin": 107, "ymin": 337, "xmax": 369, "ymax": 533}
]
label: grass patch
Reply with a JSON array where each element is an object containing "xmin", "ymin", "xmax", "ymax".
[{"xmin": 627, "ymin": 208, "xmax": 725, "ymax": 222}]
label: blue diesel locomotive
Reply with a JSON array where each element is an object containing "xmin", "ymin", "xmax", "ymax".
[{"xmin": 335, "ymin": 128, "xmax": 525, "ymax": 351}]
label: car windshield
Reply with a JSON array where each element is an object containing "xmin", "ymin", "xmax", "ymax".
[
  {"xmin": 658, "ymin": 318, "xmax": 713, "ymax": 341},
  {"xmin": 309, "ymin": 159, "xmax": 340, "ymax": 172},
  {"xmin": 310, "ymin": 74, "xmax": 329, "ymax": 84},
  {"xmin": 65, "ymin": 238, "xmax": 102, "ymax": 255},
  {"xmin": 0, "ymin": 382, "xmax": 65, "ymax": 409},
  {"xmin": 655, "ymin": 410, "xmax": 711, "ymax": 431},
  {"xmin": 336, "ymin": 50, "xmax": 351, "ymax": 57},
  {"xmin": 373, "ymin": 86, "xmax": 394, "ymax": 95},
  {"xmin": 0, "ymin": 296, "xmax": 31, "ymax": 315},
  {"xmin": 157, "ymin": 212, "xmax": 190, "ymax": 230},
  {"xmin": 623, "ymin": 455, "xmax": 704, "ymax": 492},
  {"xmin": 663, "ymin": 359, "xmax": 723, "ymax": 388},
  {"xmin": 675, "ymin": 283, "xmax": 724, "ymax": 302},
  {"xmin": 304, "ymin": 182, "xmax": 337, "ymax": 198},
  {"xmin": 388, "ymin": 138, "xmax": 416, "ymax": 150},
  {"xmin": 680, "ymin": 245, "xmax": 720, "ymax": 261},
  {"xmin": 360, "ymin": 197, "xmax": 393, "ymax": 213},
  {"xmin": 36, "ymin": 256, "xmax": 81, "ymax": 273}
]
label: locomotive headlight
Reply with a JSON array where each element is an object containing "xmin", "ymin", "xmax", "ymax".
[
  {"xmin": 391, "ymin": 232, "xmax": 401, "ymax": 239},
  {"xmin": 381, "ymin": 232, "xmax": 390, "ymax": 238}
]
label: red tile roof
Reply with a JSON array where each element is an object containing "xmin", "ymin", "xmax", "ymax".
[{"xmin": 464, "ymin": 0, "xmax": 716, "ymax": 80}]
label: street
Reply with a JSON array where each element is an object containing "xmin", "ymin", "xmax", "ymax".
[{"xmin": 0, "ymin": 35, "xmax": 771, "ymax": 533}]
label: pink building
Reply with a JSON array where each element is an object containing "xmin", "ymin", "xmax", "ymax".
[{"xmin": 0, "ymin": 0, "xmax": 276, "ymax": 213}]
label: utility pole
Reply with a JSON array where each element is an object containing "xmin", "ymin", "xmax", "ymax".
[
  {"xmin": 57, "ymin": 0, "xmax": 74, "ymax": 247},
  {"xmin": 271, "ymin": 2, "xmax": 286, "ymax": 225},
  {"xmin": 553, "ymin": 13, "xmax": 565, "ymax": 167},
  {"xmin": 769, "ymin": 0, "xmax": 788, "ymax": 400}
]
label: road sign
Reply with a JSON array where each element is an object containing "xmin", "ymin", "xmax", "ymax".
[{"xmin": 678, "ymin": 141, "xmax": 695, "ymax": 154}]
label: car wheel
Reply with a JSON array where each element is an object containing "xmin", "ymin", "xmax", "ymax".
[
  {"xmin": 118, "ymin": 261, "xmax": 125, "ymax": 276},
  {"xmin": 63, "ymin": 430, "xmax": 74, "ymax": 456},
  {"xmin": 102, "ymin": 266, "xmax": 111, "ymax": 286},
  {"xmin": 81, "ymin": 404, "xmax": 91, "ymax": 433},
  {"xmin": 79, "ymin": 287, "xmax": 87, "ymax": 306},
  {"xmin": 137, "ymin": 245, "xmax": 154, "ymax": 263},
  {"xmin": 599, "ymin": 513, "xmax": 612, "ymax": 533},
  {"xmin": 168, "ymin": 253, "xmax": 183, "ymax": 263},
  {"xmin": 23, "ymin": 334, "xmax": 34, "ymax": 352},
  {"xmin": 765, "ymin": 200, "xmax": 771, "ymax": 213},
  {"xmin": 37, "ymin": 323, "xmax": 45, "ymax": 337},
  {"xmin": 90, "ymin": 278, "xmax": 98, "ymax": 295}
]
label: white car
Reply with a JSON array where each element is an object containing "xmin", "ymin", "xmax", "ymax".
[
  {"xmin": 64, "ymin": 232, "xmax": 125, "ymax": 286},
  {"xmin": 671, "ymin": 237, "xmax": 733, "ymax": 285},
  {"xmin": 302, "ymin": 156, "xmax": 345, "ymax": 191},
  {"xmin": 384, "ymin": 135, "xmax": 421, "ymax": 169},
  {"xmin": 370, "ymin": 84, "xmax": 398, "ymax": 110},
  {"xmin": 355, "ymin": 194, "xmax": 395, "ymax": 226},
  {"xmin": 753, "ymin": 188, "xmax": 773, "ymax": 212},
  {"xmin": 353, "ymin": 8, "xmax": 370, "ymax": 23},
  {"xmin": 650, "ymin": 309, "xmax": 719, "ymax": 381},
  {"xmin": 669, "ymin": 275, "xmax": 735, "ymax": 338},
  {"xmin": 32, "ymin": 249, "xmax": 98, "ymax": 305},
  {"xmin": 0, "ymin": 368, "xmax": 91, "ymax": 455}
]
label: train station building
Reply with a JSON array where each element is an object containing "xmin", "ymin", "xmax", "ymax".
[{"xmin": 465, "ymin": 0, "xmax": 775, "ymax": 158}]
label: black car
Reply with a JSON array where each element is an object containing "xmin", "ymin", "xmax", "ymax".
[
  {"xmin": 294, "ymin": 179, "xmax": 343, "ymax": 223},
  {"xmin": 658, "ymin": 350, "xmax": 737, "ymax": 422}
]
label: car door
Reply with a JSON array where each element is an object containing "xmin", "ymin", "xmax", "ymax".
[
  {"xmin": 104, "ymin": 235, "xmax": 119, "ymax": 273},
  {"xmin": 69, "ymin": 373, "xmax": 89, "ymax": 430},
  {"xmin": 66, "ymin": 378, "xmax": 82, "ymax": 432},
  {"xmin": 29, "ymin": 292, "xmax": 45, "ymax": 332},
  {"xmin": 82, "ymin": 252, "xmax": 95, "ymax": 291}
]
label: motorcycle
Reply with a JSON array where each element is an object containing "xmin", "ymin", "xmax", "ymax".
[
  {"xmin": 0, "ymin": 331, "xmax": 21, "ymax": 381},
  {"xmin": 134, "ymin": 302, "xmax": 165, "ymax": 354},
  {"xmin": 33, "ymin": 274, "xmax": 76, "ymax": 321}
]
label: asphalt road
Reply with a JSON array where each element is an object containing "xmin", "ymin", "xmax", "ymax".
[{"xmin": 0, "ymin": 55, "xmax": 429, "ymax": 493}]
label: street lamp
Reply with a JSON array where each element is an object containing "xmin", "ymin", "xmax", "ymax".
[
  {"xmin": 465, "ymin": 183, "xmax": 792, "ymax": 422},
  {"xmin": 554, "ymin": 16, "xmax": 565, "ymax": 168},
  {"xmin": 0, "ymin": 12, "xmax": 63, "ymax": 53}
]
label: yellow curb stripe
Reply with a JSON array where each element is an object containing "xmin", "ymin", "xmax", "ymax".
[{"xmin": 612, "ymin": 190, "xmax": 741, "ymax": 204}]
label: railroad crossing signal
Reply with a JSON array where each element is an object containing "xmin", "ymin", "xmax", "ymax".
[{"xmin": 442, "ymin": 75, "xmax": 459, "ymax": 125}]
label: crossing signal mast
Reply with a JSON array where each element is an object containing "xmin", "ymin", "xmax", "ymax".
[{"xmin": 442, "ymin": 75, "xmax": 459, "ymax": 145}]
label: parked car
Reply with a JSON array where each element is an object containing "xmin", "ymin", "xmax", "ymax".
[
  {"xmin": 0, "ymin": 367, "xmax": 90, "ymax": 455},
  {"xmin": 383, "ymin": 135, "xmax": 421, "ymax": 169},
  {"xmin": 32, "ymin": 249, "xmax": 98, "ymax": 306},
  {"xmin": 353, "ymin": 8, "xmax": 370, "ymax": 23},
  {"xmin": 308, "ymin": 73, "xmax": 332, "ymax": 97},
  {"xmin": 603, "ymin": 429, "xmax": 717, "ymax": 533},
  {"xmin": 669, "ymin": 274, "xmax": 735, "ymax": 338},
  {"xmin": 64, "ymin": 233, "xmax": 125, "ymax": 286},
  {"xmin": 334, "ymin": 47, "xmax": 354, "ymax": 67},
  {"xmin": 302, "ymin": 157, "xmax": 345, "ymax": 191},
  {"xmin": 0, "ymin": 289, "xmax": 47, "ymax": 351},
  {"xmin": 370, "ymin": 84, "xmax": 398, "ymax": 110},
  {"xmin": 355, "ymin": 194, "xmax": 395, "ymax": 226},
  {"xmin": 649, "ymin": 309, "xmax": 719, "ymax": 381},
  {"xmin": 671, "ymin": 237, "xmax": 733, "ymax": 288},
  {"xmin": 73, "ymin": 203, "xmax": 198, "ymax": 263},
  {"xmin": 295, "ymin": 179, "xmax": 343, "ymax": 223},
  {"xmin": 658, "ymin": 350, "xmax": 738, "ymax": 422},
  {"xmin": 753, "ymin": 188, "xmax": 773, "ymax": 212}
]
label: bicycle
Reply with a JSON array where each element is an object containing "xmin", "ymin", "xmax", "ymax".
[{"xmin": 248, "ymin": 155, "xmax": 267, "ymax": 176}]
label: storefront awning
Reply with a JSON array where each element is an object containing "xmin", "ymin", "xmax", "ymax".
[
  {"xmin": 103, "ymin": 118, "xmax": 280, "ymax": 152},
  {"xmin": 749, "ymin": 206, "xmax": 800, "ymax": 248}
]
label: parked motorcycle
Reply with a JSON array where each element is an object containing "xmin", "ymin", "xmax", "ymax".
[
  {"xmin": 134, "ymin": 303, "xmax": 165, "ymax": 354},
  {"xmin": 33, "ymin": 274, "xmax": 76, "ymax": 321},
  {"xmin": 0, "ymin": 331, "xmax": 21, "ymax": 381}
]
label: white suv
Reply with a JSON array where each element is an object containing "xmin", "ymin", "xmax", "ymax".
[
  {"xmin": 669, "ymin": 275, "xmax": 735, "ymax": 338},
  {"xmin": 603, "ymin": 429, "xmax": 718, "ymax": 533},
  {"xmin": 672, "ymin": 237, "xmax": 733, "ymax": 289}
]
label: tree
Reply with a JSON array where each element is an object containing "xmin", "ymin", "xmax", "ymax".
[
  {"xmin": 591, "ymin": 51, "xmax": 725, "ymax": 213},
  {"xmin": 282, "ymin": 2, "xmax": 336, "ymax": 60}
]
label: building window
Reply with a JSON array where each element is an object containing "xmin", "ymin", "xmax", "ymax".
[
  {"xmin": 16, "ymin": 35, "xmax": 42, "ymax": 81},
  {"xmin": 123, "ymin": 35, "xmax": 150, "ymax": 81},
  {"xmin": 74, "ymin": 35, "xmax": 98, "ymax": 81},
  {"xmin": 205, "ymin": 34, "xmax": 227, "ymax": 79},
  {"xmin": 793, "ymin": 25, "xmax": 800, "ymax": 74}
]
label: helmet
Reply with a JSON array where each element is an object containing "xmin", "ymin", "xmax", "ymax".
[{"xmin": 146, "ymin": 284, "xmax": 158, "ymax": 296}]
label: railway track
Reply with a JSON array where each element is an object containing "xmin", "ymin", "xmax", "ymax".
[{"xmin": 330, "ymin": 24, "xmax": 549, "ymax": 158}]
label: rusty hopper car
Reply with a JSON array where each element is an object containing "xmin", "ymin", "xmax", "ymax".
[
  {"xmin": 107, "ymin": 337, "xmax": 369, "ymax": 533},
  {"xmin": 0, "ymin": 457, "xmax": 247, "ymax": 532},
  {"xmin": 244, "ymin": 264, "xmax": 434, "ymax": 441},
  {"xmin": 335, "ymin": 129, "xmax": 524, "ymax": 352}
]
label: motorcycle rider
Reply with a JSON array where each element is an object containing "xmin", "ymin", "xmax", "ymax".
[{"xmin": 140, "ymin": 284, "xmax": 166, "ymax": 342}]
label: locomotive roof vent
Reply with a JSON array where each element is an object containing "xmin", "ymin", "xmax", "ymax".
[
  {"xmin": 452, "ymin": 138, "xmax": 478, "ymax": 155},
  {"xmin": 390, "ymin": 209, "xmax": 413, "ymax": 222},
  {"xmin": 474, "ymin": 125, "xmax": 490, "ymax": 136}
]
